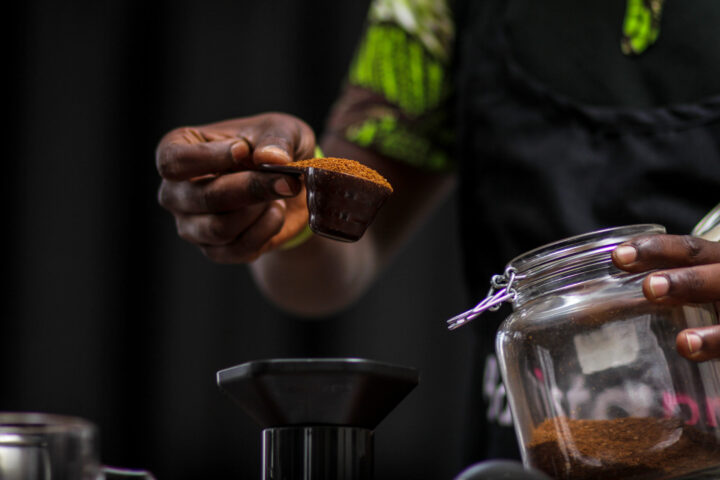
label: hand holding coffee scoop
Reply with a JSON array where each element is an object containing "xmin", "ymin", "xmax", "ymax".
[{"xmin": 258, "ymin": 157, "xmax": 393, "ymax": 242}]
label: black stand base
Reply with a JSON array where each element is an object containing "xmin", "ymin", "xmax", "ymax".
[{"xmin": 262, "ymin": 426, "xmax": 373, "ymax": 480}]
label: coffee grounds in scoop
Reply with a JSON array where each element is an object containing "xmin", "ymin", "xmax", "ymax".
[{"xmin": 286, "ymin": 157, "xmax": 393, "ymax": 192}]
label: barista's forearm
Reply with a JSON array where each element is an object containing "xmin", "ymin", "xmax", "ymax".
[
  {"xmin": 249, "ymin": 136, "xmax": 385, "ymax": 316},
  {"xmin": 249, "ymin": 134, "xmax": 456, "ymax": 317},
  {"xmin": 250, "ymin": 231, "xmax": 379, "ymax": 317}
]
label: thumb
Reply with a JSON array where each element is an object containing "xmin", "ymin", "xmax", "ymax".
[{"xmin": 156, "ymin": 132, "xmax": 251, "ymax": 180}]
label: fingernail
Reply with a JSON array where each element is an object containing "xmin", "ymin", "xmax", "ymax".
[
  {"xmin": 273, "ymin": 178, "xmax": 293, "ymax": 197},
  {"xmin": 649, "ymin": 275, "xmax": 670, "ymax": 298},
  {"xmin": 685, "ymin": 332, "xmax": 703, "ymax": 353},
  {"xmin": 614, "ymin": 245, "xmax": 637, "ymax": 265},
  {"xmin": 258, "ymin": 145, "xmax": 290, "ymax": 161}
]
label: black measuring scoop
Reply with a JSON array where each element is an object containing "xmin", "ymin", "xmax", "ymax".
[{"xmin": 257, "ymin": 162, "xmax": 392, "ymax": 242}]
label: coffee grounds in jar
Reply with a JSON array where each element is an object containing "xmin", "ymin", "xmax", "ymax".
[
  {"xmin": 527, "ymin": 416, "xmax": 720, "ymax": 480},
  {"xmin": 286, "ymin": 157, "xmax": 393, "ymax": 191}
]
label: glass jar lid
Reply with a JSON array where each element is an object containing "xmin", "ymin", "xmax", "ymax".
[
  {"xmin": 508, "ymin": 224, "xmax": 665, "ymax": 276},
  {"xmin": 447, "ymin": 224, "xmax": 666, "ymax": 330}
]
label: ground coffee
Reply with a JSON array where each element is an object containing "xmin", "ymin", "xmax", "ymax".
[
  {"xmin": 527, "ymin": 416, "xmax": 720, "ymax": 479},
  {"xmin": 286, "ymin": 157, "xmax": 393, "ymax": 191}
]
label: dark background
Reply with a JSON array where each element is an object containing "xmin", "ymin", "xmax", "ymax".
[{"xmin": 5, "ymin": 1, "xmax": 472, "ymax": 478}]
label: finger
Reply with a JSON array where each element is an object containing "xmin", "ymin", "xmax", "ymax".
[
  {"xmin": 676, "ymin": 324, "xmax": 720, "ymax": 362},
  {"xmin": 156, "ymin": 131, "xmax": 251, "ymax": 180},
  {"xmin": 612, "ymin": 234, "xmax": 720, "ymax": 272},
  {"xmin": 174, "ymin": 206, "xmax": 265, "ymax": 246},
  {"xmin": 641, "ymin": 263, "xmax": 720, "ymax": 304},
  {"xmin": 200, "ymin": 201, "xmax": 286, "ymax": 263},
  {"xmin": 158, "ymin": 171, "xmax": 302, "ymax": 214},
  {"xmin": 251, "ymin": 117, "xmax": 316, "ymax": 166}
]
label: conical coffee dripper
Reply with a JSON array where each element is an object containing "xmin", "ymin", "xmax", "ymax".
[{"xmin": 217, "ymin": 358, "xmax": 418, "ymax": 480}]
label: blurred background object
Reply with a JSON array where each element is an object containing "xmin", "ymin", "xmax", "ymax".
[{"xmin": 5, "ymin": 1, "xmax": 470, "ymax": 478}]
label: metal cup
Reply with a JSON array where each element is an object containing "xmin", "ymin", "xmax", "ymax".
[{"xmin": 0, "ymin": 412, "xmax": 154, "ymax": 480}]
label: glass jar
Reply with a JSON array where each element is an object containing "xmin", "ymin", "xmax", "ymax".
[{"xmin": 493, "ymin": 225, "xmax": 720, "ymax": 480}]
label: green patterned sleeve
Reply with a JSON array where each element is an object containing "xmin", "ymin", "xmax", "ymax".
[{"xmin": 327, "ymin": 0, "xmax": 455, "ymax": 171}]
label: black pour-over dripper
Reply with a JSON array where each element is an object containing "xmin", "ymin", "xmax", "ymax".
[{"xmin": 217, "ymin": 358, "xmax": 419, "ymax": 480}]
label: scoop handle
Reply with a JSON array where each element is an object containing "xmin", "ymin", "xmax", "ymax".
[{"xmin": 255, "ymin": 163, "xmax": 305, "ymax": 176}]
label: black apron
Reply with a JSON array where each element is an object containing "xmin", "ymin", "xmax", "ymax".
[{"xmin": 452, "ymin": 0, "xmax": 720, "ymax": 464}]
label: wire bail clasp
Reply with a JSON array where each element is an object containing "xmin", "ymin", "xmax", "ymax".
[{"xmin": 446, "ymin": 266, "xmax": 519, "ymax": 330}]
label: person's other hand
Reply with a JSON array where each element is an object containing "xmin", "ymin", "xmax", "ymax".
[
  {"xmin": 612, "ymin": 235, "xmax": 720, "ymax": 362},
  {"xmin": 156, "ymin": 113, "xmax": 315, "ymax": 263}
]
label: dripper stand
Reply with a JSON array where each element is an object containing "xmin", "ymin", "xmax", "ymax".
[{"xmin": 217, "ymin": 358, "xmax": 419, "ymax": 480}]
